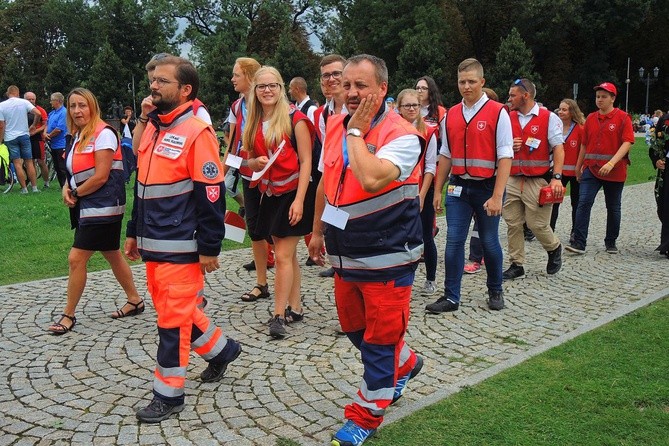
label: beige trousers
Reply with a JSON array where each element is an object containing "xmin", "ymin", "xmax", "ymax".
[{"xmin": 502, "ymin": 176, "xmax": 560, "ymax": 265}]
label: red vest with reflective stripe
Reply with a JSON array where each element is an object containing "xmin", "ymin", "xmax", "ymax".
[
  {"xmin": 135, "ymin": 102, "xmax": 215, "ymax": 263},
  {"xmin": 420, "ymin": 125, "xmax": 438, "ymax": 181},
  {"xmin": 313, "ymin": 105, "xmax": 326, "ymax": 142},
  {"xmin": 509, "ymin": 108, "xmax": 551, "ymax": 176},
  {"xmin": 229, "ymin": 98, "xmax": 253, "ymax": 179},
  {"xmin": 583, "ymin": 109, "xmax": 631, "ymax": 182},
  {"xmin": 69, "ymin": 121, "xmax": 125, "ymax": 225},
  {"xmin": 446, "ymin": 100, "xmax": 502, "ymax": 178},
  {"xmin": 322, "ymin": 111, "xmax": 424, "ymax": 282},
  {"xmin": 562, "ymin": 123, "xmax": 583, "ymax": 176},
  {"xmin": 251, "ymin": 110, "xmax": 313, "ymax": 195}
]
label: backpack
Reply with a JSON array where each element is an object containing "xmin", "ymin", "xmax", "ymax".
[{"xmin": 0, "ymin": 143, "xmax": 10, "ymax": 185}]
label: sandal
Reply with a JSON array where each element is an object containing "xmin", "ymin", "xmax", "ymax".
[
  {"xmin": 240, "ymin": 284, "xmax": 270, "ymax": 302},
  {"xmin": 48, "ymin": 314, "xmax": 76, "ymax": 335},
  {"xmin": 111, "ymin": 300, "xmax": 145, "ymax": 319}
]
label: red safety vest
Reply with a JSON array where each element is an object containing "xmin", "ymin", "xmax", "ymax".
[
  {"xmin": 313, "ymin": 104, "xmax": 326, "ymax": 143},
  {"xmin": 229, "ymin": 98, "xmax": 253, "ymax": 179},
  {"xmin": 133, "ymin": 101, "xmax": 225, "ymax": 264},
  {"xmin": 322, "ymin": 110, "xmax": 425, "ymax": 281},
  {"xmin": 68, "ymin": 121, "xmax": 125, "ymax": 225},
  {"xmin": 446, "ymin": 100, "xmax": 503, "ymax": 178},
  {"xmin": 509, "ymin": 108, "xmax": 552, "ymax": 176},
  {"xmin": 562, "ymin": 122, "xmax": 583, "ymax": 177},
  {"xmin": 583, "ymin": 108, "xmax": 633, "ymax": 182},
  {"xmin": 251, "ymin": 110, "xmax": 314, "ymax": 195},
  {"xmin": 420, "ymin": 125, "xmax": 438, "ymax": 181}
]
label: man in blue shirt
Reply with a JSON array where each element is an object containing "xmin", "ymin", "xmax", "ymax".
[{"xmin": 45, "ymin": 92, "xmax": 68, "ymax": 187}]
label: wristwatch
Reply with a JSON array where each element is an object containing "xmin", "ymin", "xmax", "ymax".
[
  {"xmin": 552, "ymin": 173, "xmax": 562, "ymax": 180},
  {"xmin": 71, "ymin": 188, "xmax": 79, "ymax": 198},
  {"xmin": 346, "ymin": 128, "xmax": 363, "ymax": 138}
]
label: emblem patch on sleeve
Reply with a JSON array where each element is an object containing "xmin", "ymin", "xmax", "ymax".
[
  {"xmin": 202, "ymin": 161, "xmax": 220, "ymax": 179},
  {"xmin": 206, "ymin": 185, "xmax": 220, "ymax": 202}
]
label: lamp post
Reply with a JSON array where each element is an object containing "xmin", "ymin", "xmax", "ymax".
[{"xmin": 639, "ymin": 66, "xmax": 659, "ymax": 115}]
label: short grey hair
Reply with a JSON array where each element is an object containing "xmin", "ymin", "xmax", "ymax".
[{"xmin": 50, "ymin": 92, "xmax": 64, "ymax": 103}]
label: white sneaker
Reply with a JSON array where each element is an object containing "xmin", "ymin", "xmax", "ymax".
[
  {"xmin": 422, "ymin": 280, "xmax": 436, "ymax": 295},
  {"xmin": 32, "ymin": 187, "xmax": 41, "ymax": 193},
  {"xmin": 20, "ymin": 188, "xmax": 28, "ymax": 195}
]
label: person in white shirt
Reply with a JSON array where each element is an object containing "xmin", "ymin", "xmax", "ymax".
[{"xmin": 288, "ymin": 77, "xmax": 317, "ymax": 124}]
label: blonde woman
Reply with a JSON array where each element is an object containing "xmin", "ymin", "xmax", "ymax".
[
  {"xmin": 397, "ymin": 88, "xmax": 438, "ymax": 295},
  {"xmin": 48, "ymin": 88, "xmax": 142, "ymax": 334},
  {"xmin": 242, "ymin": 67, "xmax": 314, "ymax": 338}
]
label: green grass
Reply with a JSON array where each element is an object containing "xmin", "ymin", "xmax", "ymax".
[
  {"xmin": 0, "ymin": 175, "xmax": 250, "ymax": 285},
  {"xmin": 370, "ymin": 297, "xmax": 669, "ymax": 446}
]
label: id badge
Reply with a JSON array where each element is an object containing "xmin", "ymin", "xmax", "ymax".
[
  {"xmin": 447, "ymin": 185, "xmax": 463, "ymax": 197},
  {"xmin": 526, "ymin": 137, "xmax": 541, "ymax": 152},
  {"xmin": 226, "ymin": 154, "xmax": 243, "ymax": 169},
  {"xmin": 322, "ymin": 203, "xmax": 349, "ymax": 230}
]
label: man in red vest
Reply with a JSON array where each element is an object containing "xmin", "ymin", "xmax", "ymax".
[
  {"xmin": 502, "ymin": 78, "xmax": 565, "ymax": 280},
  {"xmin": 309, "ymin": 54, "xmax": 424, "ymax": 446},
  {"xmin": 566, "ymin": 82, "xmax": 634, "ymax": 254}
]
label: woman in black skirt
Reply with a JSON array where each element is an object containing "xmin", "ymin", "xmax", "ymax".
[
  {"xmin": 47, "ymin": 88, "xmax": 142, "ymax": 334},
  {"xmin": 242, "ymin": 66, "xmax": 314, "ymax": 339}
]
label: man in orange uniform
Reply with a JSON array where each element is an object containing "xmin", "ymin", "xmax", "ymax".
[
  {"xmin": 125, "ymin": 56, "xmax": 241, "ymax": 423},
  {"xmin": 309, "ymin": 54, "xmax": 424, "ymax": 446}
]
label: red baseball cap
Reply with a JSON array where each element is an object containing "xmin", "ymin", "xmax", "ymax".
[{"xmin": 594, "ymin": 82, "xmax": 617, "ymax": 96}]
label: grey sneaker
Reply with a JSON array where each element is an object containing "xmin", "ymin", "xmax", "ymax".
[
  {"xmin": 269, "ymin": 315, "xmax": 287, "ymax": 339},
  {"xmin": 422, "ymin": 280, "xmax": 436, "ymax": 296},
  {"xmin": 487, "ymin": 290, "xmax": 504, "ymax": 311}
]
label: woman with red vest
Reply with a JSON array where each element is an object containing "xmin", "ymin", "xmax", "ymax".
[
  {"xmin": 551, "ymin": 98, "xmax": 585, "ymax": 240},
  {"xmin": 567, "ymin": 82, "xmax": 635, "ymax": 254},
  {"xmin": 397, "ymin": 88, "xmax": 439, "ymax": 296},
  {"xmin": 242, "ymin": 66, "xmax": 314, "ymax": 339},
  {"xmin": 47, "ymin": 88, "xmax": 142, "ymax": 334},
  {"xmin": 415, "ymin": 75, "xmax": 447, "ymax": 129}
]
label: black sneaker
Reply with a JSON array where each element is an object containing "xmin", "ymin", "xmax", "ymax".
[
  {"xmin": 242, "ymin": 260, "xmax": 256, "ymax": 271},
  {"xmin": 269, "ymin": 315, "xmax": 287, "ymax": 338},
  {"xmin": 546, "ymin": 244, "xmax": 562, "ymax": 275},
  {"xmin": 605, "ymin": 242, "xmax": 619, "ymax": 254},
  {"xmin": 425, "ymin": 297, "xmax": 459, "ymax": 314},
  {"xmin": 487, "ymin": 290, "xmax": 504, "ymax": 311},
  {"xmin": 136, "ymin": 397, "xmax": 184, "ymax": 423},
  {"xmin": 200, "ymin": 340, "xmax": 242, "ymax": 383},
  {"xmin": 565, "ymin": 243, "xmax": 585, "ymax": 254},
  {"xmin": 305, "ymin": 256, "xmax": 317, "ymax": 266},
  {"xmin": 284, "ymin": 306, "xmax": 304, "ymax": 323},
  {"xmin": 319, "ymin": 267, "xmax": 335, "ymax": 277},
  {"xmin": 524, "ymin": 227, "xmax": 535, "ymax": 242},
  {"xmin": 502, "ymin": 263, "xmax": 525, "ymax": 280}
]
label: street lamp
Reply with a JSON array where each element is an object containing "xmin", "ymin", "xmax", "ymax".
[{"xmin": 639, "ymin": 66, "xmax": 659, "ymax": 114}]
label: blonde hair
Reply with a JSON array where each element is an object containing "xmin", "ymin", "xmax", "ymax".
[
  {"xmin": 242, "ymin": 66, "xmax": 292, "ymax": 156},
  {"xmin": 66, "ymin": 88, "xmax": 103, "ymax": 152},
  {"xmin": 560, "ymin": 98, "xmax": 585, "ymax": 125},
  {"xmin": 397, "ymin": 88, "xmax": 426, "ymax": 134}
]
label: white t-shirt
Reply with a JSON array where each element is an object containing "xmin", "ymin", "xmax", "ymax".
[
  {"xmin": 0, "ymin": 97, "xmax": 35, "ymax": 141},
  {"xmin": 67, "ymin": 128, "xmax": 118, "ymax": 189},
  {"xmin": 196, "ymin": 106, "xmax": 212, "ymax": 125}
]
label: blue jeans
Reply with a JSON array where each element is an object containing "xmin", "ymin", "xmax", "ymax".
[
  {"xmin": 572, "ymin": 168, "xmax": 624, "ymax": 248},
  {"xmin": 420, "ymin": 186, "xmax": 437, "ymax": 281},
  {"xmin": 443, "ymin": 177, "xmax": 504, "ymax": 303},
  {"xmin": 5, "ymin": 134, "xmax": 32, "ymax": 160}
]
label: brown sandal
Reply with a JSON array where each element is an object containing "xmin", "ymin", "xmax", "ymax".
[
  {"xmin": 111, "ymin": 300, "xmax": 145, "ymax": 319},
  {"xmin": 48, "ymin": 314, "xmax": 77, "ymax": 335},
  {"xmin": 240, "ymin": 284, "xmax": 270, "ymax": 302}
]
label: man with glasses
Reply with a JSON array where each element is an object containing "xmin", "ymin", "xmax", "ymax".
[
  {"xmin": 501, "ymin": 78, "xmax": 565, "ymax": 280},
  {"xmin": 125, "ymin": 55, "xmax": 241, "ymax": 423},
  {"xmin": 426, "ymin": 58, "xmax": 513, "ymax": 313},
  {"xmin": 45, "ymin": 92, "xmax": 67, "ymax": 187}
]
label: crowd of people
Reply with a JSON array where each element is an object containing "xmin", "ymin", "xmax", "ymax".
[{"xmin": 0, "ymin": 48, "xmax": 648, "ymax": 444}]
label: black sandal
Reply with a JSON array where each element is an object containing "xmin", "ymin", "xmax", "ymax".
[
  {"xmin": 48, "ymin": 314, "xmax": 77, "ymax": 335},
  {"xmin": 111, "ymin": 300, "xmax": 145, "ymax": 319},
  {"xmin": 240, "ymin": 284, "xmax": 270, "ymax": 302}
]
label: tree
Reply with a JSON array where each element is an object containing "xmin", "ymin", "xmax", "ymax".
[
  {"xmin": 85, "ymin": 40, "xmax": 127, "ymax": 116},
  {"xmin": 487, "ymin": 28, "xmax": 542, "ymax": 102}
]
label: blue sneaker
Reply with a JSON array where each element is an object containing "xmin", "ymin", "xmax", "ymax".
[
  {"xmin": 392, "ymin": 355, "xmax": 423, "ymax": 404},
  {"xmin": 331, "ymin": 420, "xmax": 376, "ymax": 446}
]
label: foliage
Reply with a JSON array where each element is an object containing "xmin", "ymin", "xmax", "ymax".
[{"xmin": 487, "ymin": 27, "xmax": 542, "ymax": 101}]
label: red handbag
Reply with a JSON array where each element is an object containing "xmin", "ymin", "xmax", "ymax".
[{"xmin": 538, "ymin": 185, "xmax": 566, "ymax": 206}]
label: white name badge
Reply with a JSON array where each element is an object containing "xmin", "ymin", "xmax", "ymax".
[
  {"xmin": 225, "ymin": 154, "xmax": 243, "ymax": 169},
  {"xmin": 447, "ymin": 184, "xmax": 463, "ymax": 197},
  {"xmin": 526, "ymin": 137, "xmax": 541, "ymax": 151},
  {"xmin": 162, "ymin": 133, "xmax": 187, "ymax": 148},
  {"xmin": 322, "ymin": 203, "xmax": 349, "ymax": 230},
  {"xmin": 81, "ymin": 144, "xmax": 94, "ymax": 154},
  {"xmin": 154, "ymin": 144, "xmax": 183, "ymax": 160}
]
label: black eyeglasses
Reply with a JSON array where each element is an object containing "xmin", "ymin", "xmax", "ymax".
[
  {"xmin": 514, "ymin": 78, "xmax": 530, "ymax": 93},
  {"xmin": 415, "ymin": 86, "xmax": 429, "ymax": 91},
  {"xmin": 321, "ymin": 71, "xmax": 343, "ymax": 81},
  {"xmin": 255, "ymin": 83, "xmax": 281, "ymax": 92},
  {"xmin": 400, "ymin": 103, "xmax": 420, "ymax": 110}
]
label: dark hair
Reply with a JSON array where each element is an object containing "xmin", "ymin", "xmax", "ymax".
[
  {"xmin": 154, "ymin": 56, "xmax": 199, "ymax": 101},
  {"xmin": 346, "ymin": 54, "xmax": 388, "ymax": 84},
  {"xmin": 416, "ymin": 75, "xmax": 443, "ymax": 121}
]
